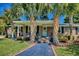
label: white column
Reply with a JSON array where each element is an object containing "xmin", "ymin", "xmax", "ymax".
[
  {"xmin": 11, "ymin": 26, "xmax": 14, "ymax": 39},
  {"xmin": 28, "ymin": 26, "xmax": 29, "ymax": 33},
  {"xmin": 46, "ymin": 26, "xmax": 47, "ymax": 36},
  {"xmin": 40, "ymin": 26, "xmax": 42, "ymax": 36},
  {"xmin": 39, "ymin": 26, "xmax": 41, "ymax": 36},
  {"xmin": 12, "ymin": 30, "xmax": 14, "ymax": 38},
  {"xmin": 78, "ymin": 27, "xmax": 79, "ymax": 35},
  {"xmin": 42, "ymin": 26, "xmax": 44, "ymax": 36},
  {"xmin": 17, "ymin": 26, "xmax": 19, "ymax": 38},
  {"xmin": 23, "ymin": 26, "xmax": 26, "ymax": 38}
]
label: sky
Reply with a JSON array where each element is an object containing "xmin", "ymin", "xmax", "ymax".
[
  {"xmin": 0, "ymin": 3, "xmax": 12, "ymax": 15},
  {"xmin": 0, "ymin": 3, "xmax": 65, "ymax": 24}
]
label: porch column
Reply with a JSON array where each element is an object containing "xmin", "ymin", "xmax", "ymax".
[
  {"xmin": 28, "ymin": 26, "xmax": 30, "ymax": 33},
  {"xmin": 78, "ymin": 27, "xmax": 79, "ymax": 35},
  {"xmin": 28, "ymin": 26, "xmax": 29, "ymax": 33},
  {"xmin": 41, "ymin": 26, "xmax": 43, "ymax": 36},
  {"xmin": 23, "ymin": 26, "xmax": 26, "ymax": 38},
  {"xmin": 42, "ymin": 26, "xmax": 44, "ymax": 36},
  {"xmin": 17, "ymin": 26, "xmax": 20, "ymax": 38},
  {"xmin": 11, "ymin": 28, "xmax": 14, "ymax": 39},
  {"xmin": 46, "ymin": 26, "xmax": 47, "ymax": 36},
  {"xmin": 39, "ymin": 26, "xmax": 41, "ymax": 36},
  {"xmin": 39, "ymin": 26, "xmax": 42, "ymax": 36}
]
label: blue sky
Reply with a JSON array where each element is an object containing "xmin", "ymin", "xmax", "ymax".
[
  {"xmin": 0, "ymin": 3, "xmax": 65, "ymax": 24},
  {"xmin": 0, "ymin": 3, "xmax": 12, "ymax": 15}
]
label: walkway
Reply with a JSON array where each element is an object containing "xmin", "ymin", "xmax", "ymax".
[{"xmin": 16, "ymin": 43, "xmax": 55, "ymax": 56}]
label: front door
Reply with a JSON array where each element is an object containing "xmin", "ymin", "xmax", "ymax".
[
  {"xmin": 42, "ymin": 26, "xmax": 47, "ymax": 37},
  {"xmin": 47, "ymin": 27, "xmax": 53, "ymax": 36}
]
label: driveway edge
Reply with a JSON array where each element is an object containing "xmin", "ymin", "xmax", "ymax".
[
  {"xmin": 51, "ymin": 45, "xmax": 57, "ymax": 56},
  {"xmin": 12, "ymin": 42, "xmax": 37, "ymax": 56}
]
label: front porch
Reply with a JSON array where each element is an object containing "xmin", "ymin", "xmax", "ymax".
[
  {"xmin": 12, "ymin": 20, "xmax": 53, "ymax": 40},
  {"xmin": 6, "ymin": 20, "xmax": 79, "ymax": 41}
]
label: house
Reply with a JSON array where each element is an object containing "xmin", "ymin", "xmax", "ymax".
[{"xmin": 7, "ymin": 20, "xmax": 79, "ymax": 40}]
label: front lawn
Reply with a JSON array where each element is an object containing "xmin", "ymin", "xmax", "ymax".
[
  {"xmin": 55, "ymin": 44, "xmax": 79, "ymax": 56},
  {"xmin": 0, "ymin": 38, "xmax": 29, "ymax": 56}
]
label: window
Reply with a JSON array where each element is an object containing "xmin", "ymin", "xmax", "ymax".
[
  {"xmin": 62, "ymin": 27, "xmax": 64, "ymax": 33},
  {"xmin": 77, "ymin": 27, "xmax": 79, "ymax": 32}
]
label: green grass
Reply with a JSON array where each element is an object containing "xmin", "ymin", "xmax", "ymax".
[
  {"xmin": 0, "ymin": 38, "xmax": 29, "ymax": 56},
  {"xmin": 55, "ymin": 44, "xmax": 79, "ymax": 56}
]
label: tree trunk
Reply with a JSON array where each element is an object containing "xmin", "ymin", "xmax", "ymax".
[
  {"xmin": 30, "ymin": 16, "xmax": 36, "ymax": 42},
  {"xmin": 5, "ymin": 27, "xmax": 8, "ymax": 38},
  {"xmin": 53, "ymin": 16, "xmax": 60, "ymax": 45},
  {"xmin": 69, "ymin": 15, "xmax": 73, "ymax": 41}
]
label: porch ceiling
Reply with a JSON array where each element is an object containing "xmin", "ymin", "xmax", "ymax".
[
  {"xmin": 60, "ymin": 23, "xmax": 79, "ymax": 27},
  {"xmin": 13, "ymin": 21, "xmax": 79, "ymax": 27}
]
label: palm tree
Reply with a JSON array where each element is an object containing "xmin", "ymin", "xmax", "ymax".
[
  {"xmin": 0, "ymin": 9, "xmax": 13, "ymax": 37},
  {"xmin": 64, "ymin": 4, "xmax": 79, "ymax": 40},
  {"xmin": 3, "ymin": 9, "xmax": 13, "ymax": 25},
  {"xmin": 21, "ymin": 3, "xmax": 50, "ymax": 42},
  {"xmin": 11, "ymin": 4, "xmax": 24, "ymax": 20},
  {"xmin": 50, "ymin": 4, "xmax": 68, "ymax": 45},
  {"xmin": 2, "ymin": 4, "xmax": 23, "ymax": 38},
  {"xmin": 0, "ymin": 18, "xmax": 6, "ymax": 35},
  {"xmin": 2, "ymin": 4, "xmax": 22, "ymax": 25},
  {"xmin": 21, "ymin": 3, "xmax": 68, "ymax": 44}
]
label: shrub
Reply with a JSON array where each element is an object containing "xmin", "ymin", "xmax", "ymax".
[
  {"xmin": 58, "ymin": 34, "xmax": 68, "ymax": 43},
  {"xmin": 17, "ymin": 37, "xmax": 22, "ymax": 40}
]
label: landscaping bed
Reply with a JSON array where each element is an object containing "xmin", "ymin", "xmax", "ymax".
[
  {"xmin": 0, "ymin": 38, "xmax": 29, "ymax": 56},
  {"xmin": 54, "ymin": 34, "xmax": 79, "ymax": 56}
]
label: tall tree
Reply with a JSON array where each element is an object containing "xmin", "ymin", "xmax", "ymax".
[
  {"xmin": 0, "ymin": 18, "xmax": 6, "ymax": 35},
  {"xmin": 0, "ymin": 9, "xmax": 13, "ymax": 37},
  {"xmin": 2, "ymin": 4, "xmax": 23, "ymax": 38},
  {"xmin": 64, "ymin": 3, "xmax": 79, "ymax": 40},
  {"xmin": 51, "ymin": 4, "xmax": 67, "ymax": 45},
  {"xmin": 21, "ymin": 3, "xmax": 52, "ymax": 42},
  {"xmin": 64, "ymin": 13, "xmax": 79, "ymax": 23},
  {"xmin": 3, "ymin": 9, "xmax": 12, "ymax": 25},
  {"xmin": 11, "ymin": 4, "xmax": 24, "ymax": 20}
]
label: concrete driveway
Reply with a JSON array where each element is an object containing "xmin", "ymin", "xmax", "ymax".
[{"xmin": 16, "ymin": 43, "xmax": 55, "ymax": 56}]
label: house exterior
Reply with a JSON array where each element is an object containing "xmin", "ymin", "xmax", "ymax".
[{"xmin": 7, "ymin": 20, "xmax": 79, "ymax": 40}]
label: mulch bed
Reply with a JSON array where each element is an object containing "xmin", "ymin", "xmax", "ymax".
[
  {"xmin": 73, "ymin": 40, "xmax": 79, "ymax": 45},
  {"xmin": 53, "ymin": 41, "xmax": 74, "ymax": 47},
  {"xmin": 54, "ymin": 40, "xmax": 79, "ymax": 47}
]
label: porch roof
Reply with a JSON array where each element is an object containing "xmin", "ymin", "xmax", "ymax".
[
  {"xmin": 13, "ymin": 21, "xmax": 79, "ymax": 27},
  {"xmin": 60, "ymin": 23, "xmax": 79, "ymax": 27},
  {"xmin": 13, "ymin": 20, "xmax": 53, "ymax": 26}
]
